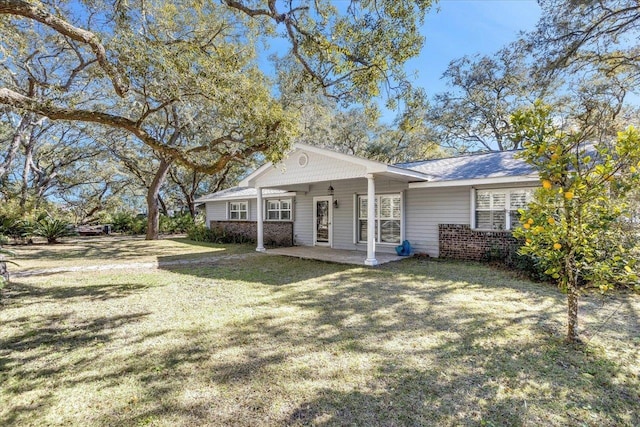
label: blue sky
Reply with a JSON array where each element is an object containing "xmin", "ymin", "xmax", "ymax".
[
  {"xmin": 258, "ymin": 0, "xmax": 542, "ymax": 117},
  {"xmin": 411, "ymin": 0, "xmax": 541, "ymax": 96}
]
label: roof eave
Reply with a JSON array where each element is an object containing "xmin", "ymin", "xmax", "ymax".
[
  {"xmin": 384, "ymin": 165, "xmax": 431, "ymax": 181},
  {"xmin": 408, "ymin": 174, "xmax": 540, "ymax": 189},
  {"xmin": 239, "ymin": 162, "xmax": 274, "ymax": 187},
  {"xmin": 195, "ymin": 191, "xmax": 298, "ymax": 203}
]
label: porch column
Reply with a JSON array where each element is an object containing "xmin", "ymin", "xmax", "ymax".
[
  {"xmin": 364, "ymin": 174, "xmax": 378, "ymax": 266},
  {"xmin": 256, "ymin": 187, "xmax": 265, "ymax": 252}
]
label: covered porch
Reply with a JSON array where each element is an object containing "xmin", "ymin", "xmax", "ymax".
[
  {"xmin": 240, "ymin": 143, "xmax": 430, "ymax": 266},
  {"xmin": 264, "ymin": 246, "xmax": 408, "ymax": 266}
]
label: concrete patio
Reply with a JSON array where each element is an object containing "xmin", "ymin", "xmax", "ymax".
[{"xmin": 263, "ymin": 246, "xmax": 409, "ymax": 266}]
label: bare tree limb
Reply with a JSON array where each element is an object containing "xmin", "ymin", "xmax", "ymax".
[{"xmin": 0, "ymin": 0, "xmax": 128, "ymax": 96}]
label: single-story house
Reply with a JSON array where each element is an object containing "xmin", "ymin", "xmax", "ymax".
[{"xmin": 195, "ymin": 143, "xmax": 540, "ymax": 265}]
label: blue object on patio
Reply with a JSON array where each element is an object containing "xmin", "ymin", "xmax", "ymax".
[{"xmin": 395, "ymin": 240, "xmax": 412, "ymax": 256}]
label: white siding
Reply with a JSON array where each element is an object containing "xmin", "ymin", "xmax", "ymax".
[
  {"xmin": 205, "ymin": 181, "xmax": 537, "ymax": 258},
  {"xmin": 205, "ymin": 201, "xmax": 228, "ymax": 223},
  {"xmin": 256, "ymin": 150, "xmax": 368, "ymax": 187},
  {"xmin": 293, "ymin": 178, "xmax": 408, "ymax": 254},
  {"xmin": 248, "ymin": 200, "xmax": 256, "ymax": 221},
  {"xmin": 405, "ymin": 187, "xmax": 471, "ymax": 257}
]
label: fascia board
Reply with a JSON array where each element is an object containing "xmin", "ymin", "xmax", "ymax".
[
  {"xmin": 239, "ymin": 162, "xmax": 274, "ymax": 187},
  {"xmin": 408, "ymin": 175, "xmax": 540, "ymax": 189},
  {"xmin": 197, "ymin": 191, "xmax": 297, "ymax": 202}
]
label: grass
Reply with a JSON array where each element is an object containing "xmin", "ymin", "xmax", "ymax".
[
  {"xmin": 0, "ymin": 237, "xmax": 638, "ymax": 426},
  {"xmin": 8, "ymin": 235, "xmax": 254, "ymax": 271}
]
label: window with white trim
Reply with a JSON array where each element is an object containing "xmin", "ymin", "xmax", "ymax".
[
  {"xmin": 266, "ymin": 198, "xmax": 292, "ymax": 221},
  {"xmin": 228, "ymin": 201, "xmax": 248, "ymax": 220},
  {"xmin": 474, "ymin": 188, "xmax": 534, "ymax": 230},
  {"xmin": 357, "ymin": 194, "xmax": 402, "ymax": 244}
]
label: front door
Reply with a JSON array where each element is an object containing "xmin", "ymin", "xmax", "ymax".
[{"xmin": 313, "ymin": 196, "xmax": 332, "ymax": 247}]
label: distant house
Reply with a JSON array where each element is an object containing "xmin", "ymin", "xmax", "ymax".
[{"xmin": 195, "ymin": 143, "xmax": 539, "ymax": 265}]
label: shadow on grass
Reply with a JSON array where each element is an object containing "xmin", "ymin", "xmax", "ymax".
[
  {"xmin": 160, "ymin": 254, "xmax": 360, "ymax": 286},
  {"xmin": 12, "ymin": 236, "xmax": 252, "ymax": 266},
  {"xmin": 152, "ymin": 256, "xmax": 640, "ymax": 426},
  {"xmin": 282, "ymin": 338, "xmax": 637, "ymax": 426},
  {"xmin": 0, "ymin": 311, "xmax": 155, "ymax": 427},
  {"xmin": 2, "ymin": 255, "xmax": 638, "ymax": 426},
  {"xmin": 5, "ymin": 281, "xmax": 152, "ymax": 304}
]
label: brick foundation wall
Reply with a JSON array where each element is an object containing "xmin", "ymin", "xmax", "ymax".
[
  {"xmin": 439, "ymin": 224, "xmax": 520, "ymax": 261},
  {"xmin": 210, "ymin": 221, "xmax": 293, "ymax": 247}
]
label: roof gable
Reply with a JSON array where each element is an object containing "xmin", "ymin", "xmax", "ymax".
[
  {"xmin": 240, "ymin": 143, "xmax": 428, "ymax": 187},
  {"xmin": 243, "ymin": 146, "xmax": 368, "ymax": 187}
]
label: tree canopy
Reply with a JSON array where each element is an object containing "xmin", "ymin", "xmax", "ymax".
[
  {"xmin": 530, "ymin": 0, "xmax": 640, "ymax": 89},
  {"xmin": 427, "ymin": 42, "xmax": 549, "ymax": 152},
  {"xmin": 0, "ymin": 0, "xmax": 433, "ymax": 238},
  {"xmin": 512, "ymin": 101, "xmax": 640, "ymax": 342}
]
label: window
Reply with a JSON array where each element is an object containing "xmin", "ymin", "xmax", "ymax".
[
  {"xmin": 228, "ymin": 201, "xmax": 248, "ymax": 220},
  {"xmin": 266, "ymin": 198, "xmax": 292, "ymax": 221},
  {"xmin": 357, "ymin": 194, "xmax": 402, "ymax": 244},
  {"xmin": 474, "ymin": 188, "xmax": 534, "ymax": 230}
]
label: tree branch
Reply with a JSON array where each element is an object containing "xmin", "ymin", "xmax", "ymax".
[
  {"xmin": 0, "ymin": 87, "xmax": 271, "ymax": 175},
  {"xmin": 0, "ymin": 0, "xmax": 128, "ymax": 96}
]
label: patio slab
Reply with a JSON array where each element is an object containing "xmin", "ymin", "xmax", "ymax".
[{"xmin": 263, "ymin": 246, "xmax": 408, "ymax": 266}]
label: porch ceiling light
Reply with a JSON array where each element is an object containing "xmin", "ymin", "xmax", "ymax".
[{"xmin": 328, "ymin": 183, "xmax": 334, "ymax": 195}]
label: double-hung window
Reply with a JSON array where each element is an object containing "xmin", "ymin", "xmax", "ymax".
[
  {"xmin": 228, "ymin": 201, "xmax": 248, "ymax": 220},
  {"xmin": 357, "ymin": 194, "xmax": 402, "ymax": 244},
  {"xmin": 474, "ymin": 188, "xmax": 534, "ymax": 230},
  {"xmin": 266, "ymin": 199, "xmax": 292, "ymax": 221}
]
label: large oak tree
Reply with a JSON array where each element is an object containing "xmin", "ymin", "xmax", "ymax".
[
  {"xmin": 0, "ymin": 0, "xmax": 432, "ymax": 238},
  {"xmin": 530, "ymin": 0, "xmax": 640, "ymax": 88}
]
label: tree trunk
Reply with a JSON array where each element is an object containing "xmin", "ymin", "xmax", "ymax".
[
  {"xmin": 565, "ymin": 254, "xmax": 580, "ymax": 342},
  {"xmin": 0, "ymin": 114, "xmax": 30, "ymax": 181},
  {"xmin": 20, "ymin": 139, "xmax": 34, "ymax": 212},
  {"xmin": 145, "ymin": 157, "xmax": 173, "ymax": 240},
  {"xmin": 0, "ymin": 259, "xmax": 8, "ymax": 284},
  {"xmin": 187, "ymin": 194, "xmax": 196, "ymax": 218},
  {"xmin": 567, "ymin": 283, "xmax": 580, "ymax": 342},
  {"xmin": 158, "ymin": 194, "xmax": 169, "ymax": 217}
]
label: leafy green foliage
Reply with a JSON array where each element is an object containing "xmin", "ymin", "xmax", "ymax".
[
  {"xmin": 0, "ymin": 215, "xmax": 31, "ymax": 243},
  {"xmin": 427, "ymin": 42, "xmax": 549, "ymax": 152},
  {"xmin": 511, "ymin": 101, "xmax": 640, "ymax": 340},
  {"xmin": 0, "ymin": 199, "xmax": 32, "ymax": 242},
  {"xmin": 481, "ymin": 242, "xmax": 548, "ymax": 282},
  {"xmin": 186, "ymin": 223, "xmax": 253, "ymax": 244},
  {"xmin": 186, "ymin": 223, "xmax": 216, "ymax": 243},
  {"xmin": 109, "ymin": 212, "xmax": 147, "ymax": 235},
  {"xmin": 159, "ymin": 213, "xmax": 194, "ymax": 234},
  {"xmin": 31, "ymin": 214, "xmax": 76, "ymax": 244},
  {"xmin": 1, "ymin": 0, "xmax": 435, "ymax": 241},
  {"xmin": 531, "ymin": 0, "xmax": 639, "ymax": 87}
]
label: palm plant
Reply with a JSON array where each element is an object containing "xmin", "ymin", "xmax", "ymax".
[
  {"xmin": 31, "ymin": 214, "xmax": 76, "ymax": 244},
  {"xmin": 0, "ymin": 216, "xmax": 31, "ymax": 243}
]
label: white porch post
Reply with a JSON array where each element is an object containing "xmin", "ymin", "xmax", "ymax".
[
  {"xmin": 256, "ymin": 187, "xmax": 265, "ymax": 252},
  {"xmin": 364, "ymin": 174, "xmax": 378, "ymax": 266}
]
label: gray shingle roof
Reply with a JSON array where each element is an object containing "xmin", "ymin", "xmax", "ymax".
[
  {"xmin": 198, "ymin": 150, "xmax": 538, "ymax": 203},
  {"xmin": 396, "ymin": 150, "xmax": 536, "ymax": 182}
]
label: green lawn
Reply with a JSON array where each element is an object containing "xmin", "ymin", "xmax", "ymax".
[
  {"xmin": 1, "ymin": 237, "xmax": 638, "ymax": 426},
  {"xmin": 9, "ymin": 235, "xmax": 254, "ymax": 272}
]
